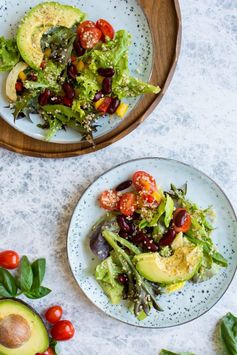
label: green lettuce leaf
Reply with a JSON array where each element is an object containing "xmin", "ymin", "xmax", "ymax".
[
  {"xmin": 220, "ymin": 312, "xmax": 237, "ymax": 355},
  {"xmin": 0, "ymin": 36, "xmax": 20, "ymax": 72},
  {"xmin": 164, "ymin": 195, "xmax": 174, "ymax": 228}
]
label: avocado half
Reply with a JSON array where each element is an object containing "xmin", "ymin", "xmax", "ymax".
[
  {"xmin": 133, "ymin": 246, "xmax": 203, "ymax": 285},
  {"xmin": 17, "ymin": 2, "xmax": 86, "ymax": 69},
  {"xmin": 0, "ymin": 298, "xmax": 49, "ymax": 355}
]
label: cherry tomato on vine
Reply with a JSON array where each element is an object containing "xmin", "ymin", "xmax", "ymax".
[
  {"xmin": 45, "ymin": 306, "xmax": 63, "ymax": 324},
  {"xmin": 51, "ymin": 320, "xmax": 75, "ymax": 341},
  {"xmin": 0, "ymin": 250, "xmax": 20, "ymax": 269}
]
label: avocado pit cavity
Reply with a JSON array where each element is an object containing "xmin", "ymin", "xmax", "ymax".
[{"xmin": 0, "ymin": 314, "xmax": 31, "ymax": 349}]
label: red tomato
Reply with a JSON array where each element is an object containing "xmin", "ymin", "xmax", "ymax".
[
  {"xmin": 132, "ymin": 171, "xmax": 157, "ymax": 192},
  {"xmin": 77, "ymin": 20, "xmax": 96, "ymax": 36},
  {"xmin": 99, "ymin": 190, "xmax": 120, "ymax": 211},
  {"xmin": 97, "ymin": 97, "xmax": 112, "ymax": 113},
  {"xmin": 80, "ymin": 28, "xmax": 102, "ymax": 49},
  {"xmin": 173, "ymin": 208, "xmax": 191, "ymax": 233},
  {"xmin": 119, "ymin": 192, "xmax": 137, "ymax": 216},
  {"xmin": 36, "ymin": 347, "xmax": 54, "ymax": 355},
  {"xmin": 96, "ymin": 19, "xmax": 115, "ymax": 40},
  {"xmin": 51, "ymin": 320, "xmax": 75, "ymax": 341},
  {"xmin": 0, "ymin": 250, "xmax": 20, "ymax": 269},
  {"xmin": 45, "ymin": 306, "xmax": 63, "ymax": 324}
]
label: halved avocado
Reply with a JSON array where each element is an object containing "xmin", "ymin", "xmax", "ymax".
[
  {"xmin": 0, "ymin": 298, "xmax": 49, "ymax": 355},
  {"xmin": 17, "ymin": 2, "xmax": 86, "ymax": 69},
  {"xmin": 133, "ymin": 246, "xmax": 203, "ymax": 284}
]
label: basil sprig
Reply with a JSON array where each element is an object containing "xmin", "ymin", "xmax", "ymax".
[
  {"xmin": 220, "ymin": 312, "xmax": 237, "ymax": 355},
  {"xmin": 0, "ymin": 256, "xmax": 51, "ymax": 299}
]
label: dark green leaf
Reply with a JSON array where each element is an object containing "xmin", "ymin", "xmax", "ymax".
[
  {"xmin": 49, "ymin": 337, "xmax": 60, "ymax": 355},
  {"xmin": 24, "ymin": 286, "xmax": 51, "ymax": 299},
  {"xmin": 31, "ymin": 258, "xmax": 46, "ymax": 289},
  {"xmin": 160, "ymin": 351, "xmax": 195, "ymax": 355},
  {"xmin": 212, "ymin": 251, "xmax": 228, "ymax": 267},
  {"xmin": 0, "ymin": 283, "xmax": 13, "ymax": 297},
  {"xmin": 220, "ymin": 313, "xmax": 237, "ymax": 355},
  {"xmin": 18, "ymin": 256, "xmax": 33, "ymax": 291},
  {"xmin": 0, "ymin": 268, "xmax": 17, "ymax": 296}
]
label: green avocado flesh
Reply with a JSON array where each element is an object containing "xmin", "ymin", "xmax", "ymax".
[
  {"xmin": 133, "ymin": 246, "xmax": 203, "ymax": 284},
  {"xmin": 17, "ymin": 2, "xmax": 86, "ymax": 69},
  {"xmin": 0, "ymin": 299, "xmax": 49, "ymax": 355}
]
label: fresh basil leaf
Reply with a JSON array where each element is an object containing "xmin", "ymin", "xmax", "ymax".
[
  {"xmin": 18, "ymin": 256, "xmax": 33, "ymax": 291},
  {"xmin": 24, "ymin": 286, "xmax": 51, "ymax": 299},
  {"xmin": 212, "ymin": 251, "xmax": 228, "ymax": 267},
  {"xmin": 0, "ymin": 283, "xmax": 13, "ymax": 297},
  {"xmin": 160, "ymin": 351, "xmax": 195, "ymax": 355},
  {"xmin": 164, "ymin": 194, "xmax": 174, "ymax": 228},
  {"xmin": 49, "ymin": 337, "xmax": 60, "ymax": 355},
  {"xmin": 220, "ymin": 313, "xmax": 237, "ymax": 355},
  {"xmin": 31, "ymin": 258, "xmax": 46, "ymax": 289},
  {"xmin": 0, "ymin": 268, "xmax": 17, "ymax": 296}
]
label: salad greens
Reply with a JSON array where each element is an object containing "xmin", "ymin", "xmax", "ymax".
[
  {"xmin": 220, "ymin": 312, "xmax": 237, "ymax": 355},
  {"xmin": 160, "ymin": 351, "xmax": 195, "ymax": 355},
  {"xmin": 90, "ymin": 170, "xmax": 228, "ymax": 321},
  {"xmin": 0, "ymin": 37, "xmax": 20, "ymax": 72}
]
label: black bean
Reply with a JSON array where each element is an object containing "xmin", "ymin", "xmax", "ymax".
[
  {"xmin": 93, "ymin": 91, "xmax": 103, "ymax": 102},
  {"xmin": 115, "ymin": 180, "xmax": 132, "ymax": 192},
  {"xmin": 117, "ymin": 215, "xmax": 130, "ymax": 232},
  {"xmin": 102, "ymin": 77, "xmax": 112, "ymax": 95},
  {"xmin": 38, "ymin": 89, "xmax": 51, "ymax": 106},
  {"xmin": 119, "ymin": 230, "xmax": 130, "ymax": 239},
  {"xmin": 62, "ymin": 82, "xmax": 75, "ymax": 99},
  {"xmin": 73, "ymin": 38, "xmax": 86, "ymax": 56},
  {"xmin": 97, "ymin": 67, "xmax": 115, "ymax": 77},
  {"xmin": 159, "ymin": 228, "xmax": 177, "ymax": 247},
  {"xmin": 67, "ymin": 64, "xmax": 78, "ymax": 80}
]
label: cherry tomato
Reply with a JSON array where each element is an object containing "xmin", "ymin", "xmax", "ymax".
[
  {"xmin": 51, "ymin": 320, "xmax": 75, "ymax": 341},
  {"xmin": 132, "ymin": 171, "xmax": 157, "ymax": 192},
  {"xmin": 99, "ymin": 190, "xmax": 120, "ymax": 211},
  {"xmin": 173, "ymin": 208, "xmax": 191, "ymax": 233},
  {"xmin": 77, "ymin": 20, "xmax": 96, "ymax": 36},
  {"xmin": 36, "ymin": 347, "xmax": 54, "ymax": 355},
  {"xmin": 96, "ymin": 19, "xmax": 115, "ymax": 40},
  {"xmin": 80, "ymin": 28, "xmax": 102, "ymax": 49},
  {"xmin": 119, "ymin": 192, "xmax": 137, "ymax": 216},
  {"xmin": 0, "ymin": 250, "xmax": 20, "ymax": 269},
  {"xmin": 45, "ymin": 306, "xmax": 63, "ymax": 324},
  {"xmin": 97, "ymin": 97, "xmax": 112, "ymax": 113}
]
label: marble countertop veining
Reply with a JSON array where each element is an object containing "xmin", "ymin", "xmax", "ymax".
[{"xmin": 0, "ymin": 0, "xmax": 237, "ymax": 354}]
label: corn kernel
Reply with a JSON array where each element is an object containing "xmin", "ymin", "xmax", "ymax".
[
  {"xmin": 97, "ymin": 75, "xmax": 104, "ymax": 84},
  {"xmin": 94, "ymin": 98, "xmax": 105, "ymax": 110},
  {"xmin": 18, "ymin": 71, "xmax": 27, "ymax": 81},
  {"xmin": 76, "ymin": 60, "xmax": 85, "ymax": 72},
  {"xmin": 44, "ymin": 48, "xmax": 52, "ymax": 58},
  {"xmin": 116, "ymin": 103, "xmax": 129, "ymax": 118}
]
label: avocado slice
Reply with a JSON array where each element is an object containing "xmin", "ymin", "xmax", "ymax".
[
  {"xmin": 133, "ymin": 246, "xmax": 203, "ymax": 284},
  {"xmin": 17, "ymin": 2, "xmax": 86, "ymax": 69},
  {"xmin": 0, "ymin": 298, "xmax": 49, "ymax": 355}
]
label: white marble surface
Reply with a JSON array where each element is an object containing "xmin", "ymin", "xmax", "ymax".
[{"xmin": 0, "ymin": 0, "xmax": 237, "ymax": 354}]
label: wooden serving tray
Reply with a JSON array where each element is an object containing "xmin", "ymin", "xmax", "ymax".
[{"xmin": 0, "ymin": 0, "xmax": 181, "ymax": 158}]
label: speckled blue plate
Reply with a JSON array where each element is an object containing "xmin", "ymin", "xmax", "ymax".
[
  {"xmin": 68, "ymin": 158, "xmax": 237, "ymax": 328},
  {"xmin": 0, "ymin": 0, "xmax": 153, "ymax": 144}
]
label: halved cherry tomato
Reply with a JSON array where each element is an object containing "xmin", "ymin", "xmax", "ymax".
[
  {"xmin": 132, "ymin": 171, "xmax": 157, "ymax": 192},
  {"xmin": 36, "ymin": 347, "xmax": 54, "ymax": 355},
  {"xmin": 0, "ymin": 250, "xmax": 20, "ymax": 269},
  {"xmin": 77, "ymin": 20, "xmax": 96, "ymax": 36},
  {"xmin": 80, "ymin": 28, "xmax": 102, "ymax": 49},
  {"xmin": 45, "ymin": 305, "xmax": 63, "ymax": 324},
  {"xmin": 96, "ymin": 19, "xmax": 115, "ymax": 40},
  {"xmin": 119, "ymin": 192, "xmax": 137, "ymax": 216},
  {"xmin": 97, "ymin": 97, "xmax": 112, "ymax": 113},
  {"xmin": 99, "ymin": 190, "xmax": 120, "ymax": 211},
  {"xmin": 51, "ymin": 320, "xmax": 75, "ymax": 341},
  {"xmin": 173, "ymin": 208, "xmax": 191, "ymax": 233}
]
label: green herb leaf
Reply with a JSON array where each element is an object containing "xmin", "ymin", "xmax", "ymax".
[
  {"xmin": 220, "ymin": 312, "xmax": 237, "ymax": 355},
  {"xmin": 160, "ymin": 351, "xmax": 195, "ymax": 355},
  {"xmin": 31, "ymin": 258, "xmax": 46, "ymax": 289},
  {"xmin": 24, "ymin": 286, "xmax": 51, "ymax": 299},
  {"xmin": 49, "ymin": 337, "xmax": 60, "ymax": 355},
  {"xmin": 18, "ymin": 256, "xmax": 33, "ymax": 291},
  {"xmin": 164, "ymin": 194, "xmax": 174, "ymax": 228},
  {"xmin": 212, "ymin": 251, "xmax": 228, "ymax": 267},
  {"xmin": 0, "ymin": 268, "xmax": 17, "ymax": 296},
  {"xmin": 0, "ymin": 283, "xmax": 13, "ymax": 297}
]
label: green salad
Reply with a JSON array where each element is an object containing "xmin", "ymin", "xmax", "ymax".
[
  {"xmin": 89, "ymin": 170, "xmax": 228, "ymax": 320},
  {"xmin": 0, "ymin": 2, "xmax": 160, "ymax": 141}
]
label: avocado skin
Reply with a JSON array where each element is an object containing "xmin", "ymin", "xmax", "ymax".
[
  {"xmin": 16, "ymin": 2, "xmax": 86, "ymax": 69},
  {"xmin": 0, "ymin": 298, "xmax": 49, "ymax": 355}
]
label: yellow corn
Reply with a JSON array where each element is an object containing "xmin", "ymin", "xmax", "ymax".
[
  {"xmin": 116, "ymin": 103, "xmax": 129, "ymax": 118},
  {"xmin": 94, "ymin": 98, "xmax": 105, "ymax": 110},
  {"xmin": 44, "ymin": 48, "xmax": 52, "ymax": 58},
  {"xmin": 76, "ymin": 60, "xmax": 85, "ymax": 72},
  {"xmin": 97, "ymin": 75, "xmax": 104, "ymax": 84},
  {"xmin": 18, "ymin": 71, "xmax": 27, "ymax": 81}
]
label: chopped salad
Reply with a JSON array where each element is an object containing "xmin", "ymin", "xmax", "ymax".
[
  {"xmin": 0, "ymin": 2, "xmax": 160, "ymax": 142},
  {"xmin": 89, "ymin": 171, "xmax": 228, "ymax": 320}
]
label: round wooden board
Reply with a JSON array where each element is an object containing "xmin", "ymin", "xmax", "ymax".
[{"xmin": 0, "ymin": 0, "xmax": 181, "ymax": 158}]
